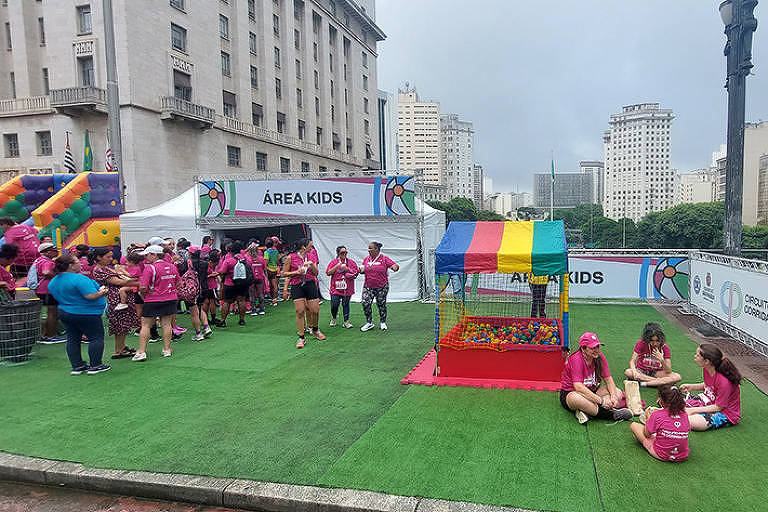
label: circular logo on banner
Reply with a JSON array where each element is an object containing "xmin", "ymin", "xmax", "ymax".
[
  {"xmin": 199, "ymin": 181, "xmax": 227, "ymax": 217},
  {"xmin": 384, "ymin": 176, "xmax": 415, "ymax": 215},
  {"xmin": 653, "ymin": 257, "xmax": 689, "ymax": 300},
  {"xmin": 719, "ymin": 281, "xmax": 743, "ymax": 318},
  {"xmin": 693, "ymin": 275, "xmax": 701, "ymax": 295}
]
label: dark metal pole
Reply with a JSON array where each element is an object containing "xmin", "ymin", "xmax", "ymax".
[
  {"xmin": 722, "ymin": 0, "xmax": 758, "ymax": 256},
  {"xmin": 102, "ymin": 0, "xmax": 124, "ymax": 211}
]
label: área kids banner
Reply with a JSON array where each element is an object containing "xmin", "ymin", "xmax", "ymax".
[{"xmin": 198, "ymin": 177, "xmax": 416, "ymax": 218}]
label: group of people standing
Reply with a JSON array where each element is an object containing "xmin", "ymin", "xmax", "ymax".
[{"xmin": 560, "ymin": 322, "xmax": 742, "ymax": 462}]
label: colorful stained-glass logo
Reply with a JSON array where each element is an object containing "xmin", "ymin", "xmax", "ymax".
[
  {"xmin": 653, "ymin": 257, "xmax": 689, "ymax": 300},
  {"xmin": 199, "ymin": 181, "xmax": 227, "ymax": 217},
  {"xmin": 385, "ymin": 176, "xmax": 415, "ymax": 215}
]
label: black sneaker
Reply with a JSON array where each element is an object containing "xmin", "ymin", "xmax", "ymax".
[
  {"xmin": 86, "ymin": 364, "xmax": 111, "ymax": 375},
  {"xmin": 612, "ymin": 408, "xmax": 633, "ymax": 421},
  {"xmin": 238, "ymin": 319, "xmax": 246, "ymax": 326},
  {"xmin": 217, "ymin": 321, "xmax": 227, "ymax": 328},
  {"xmin": 172, "ymin": 333, "xmax": 183, "ymax": 341},
  {"xmin": 71, "ymin": 365, "xmax": 89, "ymax": 375}
]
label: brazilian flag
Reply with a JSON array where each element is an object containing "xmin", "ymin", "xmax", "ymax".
[{"xmin": 82, "ymin": 130, "xmax": 93, "ymax": 172}]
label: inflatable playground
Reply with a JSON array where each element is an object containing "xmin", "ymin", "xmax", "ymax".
[
  {"xmin": 0, "ymin": 172, "xmax": 121, "ymax": 251},
  {"xmin": 403, "ymin": 220, "xmax": 570, "ymax": 391}
]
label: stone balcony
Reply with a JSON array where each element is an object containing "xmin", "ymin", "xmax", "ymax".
[
  {"xmin": 0, "ymin": 96, "xmax": 54, "ymax": 118},
  {"xmin": 159, "ymin": 96, "xmax": 216, "ymax": 128},
  {"xmin": 50, "ymin": 86, "xmax": 108, "ymax": 116}
]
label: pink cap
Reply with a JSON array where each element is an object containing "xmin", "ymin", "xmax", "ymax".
[{"xmin": 578, "ymin": 332, "xmax": 603, "ymax": 348}]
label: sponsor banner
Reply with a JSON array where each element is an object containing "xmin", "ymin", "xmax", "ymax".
[
  {"xmin": 690, "ymin": 259, "xmax": 768, "ymax": 344},
  {"xmin": 463, "ymin": 256, "xmax": 689, "ymax": 300},
  {"xmin": 197, "ymin": 177, "xmax": 416, "ymax": 218}
]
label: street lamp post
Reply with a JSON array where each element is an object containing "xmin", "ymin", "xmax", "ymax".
[{"xmin": 720, "ymin": 0, "xmax": 758, "ymax": 257}]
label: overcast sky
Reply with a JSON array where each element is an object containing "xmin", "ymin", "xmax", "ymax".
[{"xmin": 374, "ymin": 0, "xmax": 767, "ymax": 194}]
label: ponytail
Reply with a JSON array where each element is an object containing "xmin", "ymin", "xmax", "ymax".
[
  {"xmin": 699, "ymin": 343, "xmax": 742, "ymax": 386},
  {"xmin": 658, "ymin": 384, "xmax": 686, "ymax": 416}
]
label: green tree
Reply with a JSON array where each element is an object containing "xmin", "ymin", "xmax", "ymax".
[{"xmin": 476, "ymin": 209, "xmax": 505, "ymax": 221}]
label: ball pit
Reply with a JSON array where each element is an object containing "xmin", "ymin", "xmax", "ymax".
[{"xmin": 459, "ymin": 320, "xmax": 560, "ymax": 348}]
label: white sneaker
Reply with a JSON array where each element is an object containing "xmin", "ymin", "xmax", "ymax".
[
  {"xmin": 249, "ymin": 311, "xmax": 259, "ymax": 316},
  {"xmin": 305, "ymin": 326, "xmax": 313, "ymax": 333},
  {"xmin": 575, "ymin": 410, "xmax": 589, "ymax": 424},
  {"xmin": 192, "ymin": 332, "xmax": 205, "ymax": 341},
  {"xmin": 114, "ymin": 303, "xmax": 128, "ymax": 311},
  {"xmin": 162, "ymin": 349, "xmax": 172, "ymax": 357},
  {"xmin": 329, "ymin": 318, "xmax": 337, "ymax": 327},
  {"xmin": 380, "ymin": 322, "xmax": 387, "ymax": 330},
  {"xmin": 203, "ymin": 326, "xmax": 213, "ymax": 336},
  {"xmin": 360, "ymin": 322, "xmax": 374, "ymax": 332},
  {"xmin": 131, "ymin": 352, "xmax": 147, "ymax": 362},
  {"xmin": 343, "ymin": 321, "xmax": 353, "ymax": 329}
]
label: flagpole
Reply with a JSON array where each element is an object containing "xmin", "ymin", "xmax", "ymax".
[
  {"xmin": 550, "ymin": 150, "xmax": 555, "ymax": 221},
  {"xmin": 103, "ymin": 0, "xmax": 124, "ymax": 210}
]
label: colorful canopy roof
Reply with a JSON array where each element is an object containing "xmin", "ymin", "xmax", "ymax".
[{"xmin": 435, "ymin": 220, "xmax": 568, "ymax": 275}]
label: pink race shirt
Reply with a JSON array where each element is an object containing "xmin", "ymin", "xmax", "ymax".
[
  {"xmin": 79, "ymin": 256, "xmax": 93, "ymax": 279},
  {"xmin": 560, "ymin": 350, "xmax": 611, "ymax": 393},
  {"xmin": 0, "ymin": 265, "xmax": 16, "ymax": 293},
  {"xmin": 287, "ymin": 253, "xmax": 317, "ymax": 285},
  {"xmin": 246, "ymin": 253, "xmax": 267, "ymax": 282},
  {"xmin": 4, "ymin": 224, "xmax": 39, "ymax": 265},
  {"xmin": 646, "ymin": 409, "xmax": 690, "ymax": 462},
  {"xmin": 703, "ymin": 369, "xmax": 741, "ymax": 424},
  {"xmin": 139, "ymin": 260, "xmax": 180, "ymax": 302},
  {"xmin": 362, "ymin": 254, "xmax": 395, "ymax": 289},
  {"xmin": 634, "ymin": 340, "xmax": 671, "ymax": 372},
  {"xmin": 207, "ymin": 261, "xmax": 219, "ymax": 291},
  {"xmin": 34, "ymin": 256, "xmax": 56, "ymax": 295},
  {"xmin": 326, "ymin": 257, "xmax": 358, "ymax": 296},
  {"xmin": 126, "ymin": 263, "xmax": 143, "ymax": 279},
  {"xmin": 216, "ymin": 253, "xmax": 238, "ymax": 286}
]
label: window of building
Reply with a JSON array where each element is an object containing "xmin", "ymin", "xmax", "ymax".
[
  {"xmin": 38, "ymin": 17, "xmax": 45, "ymax": 45},
  {"xmin": 295, "ymin": 59, "xmax": 301, "ymax": 78},
  {"xmin": 249, "ymin": 32, "xmax": 257, "ymax": 54},
  {"xmin": 221, "ymin": 51, "xmax": 230, "ymax": 76},
  {"xmin": 274, "ymin": 46, "xmax": 280, "ymax": 67},
  {"xmin": 330, "ymin": 79, "xmax": 334, "ymax": 97},
  {"xmin": 313, "ymin": 11, "xmax": 321, "ymax": 33},
  {"xmin": 298, "ymin": 119, "xmax": 306, "ymax": 140},
  {"xmin": 319, "ymin": 165, "xmax": 327, "ymax": 173},
  {"xmin": 328, "ymin": 25, "xmax": 336, "ymax": 45},
  {"xmin": 280, "ymin": 156, "xmax": 290, "ymax": 173},
  {"xmin": 76, "ymin": 5, "xmax": 92, "ymax": 34},
  {"xmin": 78, "ymin": 57, "xmax": 94, "ymax": 86},
  {"xmin": 276, "ymin": 111, "xmax": 286, "ymax": 133},
  {"xmin": 362, "ymin": 51, "xmax": 367, "ymax": 68},
  {"xmin": 255, "ymin": 151, "xmax": 267, "ymax": 170},
  {"xmin": 313, "ymin": 69, "xmax": 319, "ymax": 89},
  {"xmin": 329, "ymin": 0, "xmax": 336, "ymax": 15},
  {"xmin": 273, "ymin": 14, "xmax": 280, "ymax": 36},
  {"xmin": 4, "ymin": 133, "xmax": 19, "ymax": 158},
  {"xmin": 9, "ymin": 72, "xmax": 15, "ymax": 99},
  {"xmin": 363, "ymin": 97, "xmax": 368, "ymax": 114},
  {"xmin": 42, "ymin": 68, "xmax": 49, "ymax": 95},
  {"xmin": 5, "ymin": 22, "xmax": 11, "ymax": 50},
  {"xmin": 250, "ymin": 66, "xmax": 258, "ymax": 88},
  {"xmin": 34, "ymin": 131, "xmax": 51, "ymax": 156},
  {"xmin": 219, "ymin": 14, "xmax": 229, "ymax": 39},
  {"xmin": 332, "ymin": 132, "xmax": 340, "ymax": 151},
  {"xmin": 331, "ymin": 104, "xmax": 335, "ymax": 122},
  {"xmin": 315, "ymin": 96, "xmax": 320, "ymax": 116},
  {"xmin": 171, "ymin": 23, "xmax": 186, "ymax": 51},
  {"xmin": 251, "ymin": 102, "xmax": 263, "ymax": 126},
  {"xmin": 329, "ymin": 53, "xmax": 333, "ymax": 72},
  {"xmin": 301, "ymin": 161, "xmax": 310, "ymax": 173},
  {"xmin": 275, "ymin": 77, "xmax": 281, "ymax": 98},
  {"xmin": 316, "ymin": 127, "xmax": 322, "ymax": 144},
  {"xmin": 294, "ymin": 29, "xmax": 300, "ymax": 49},
  {"xmin": 248, "ymin": 0, "xmax": 256, "ymax": 20},
  {"xmin": 346, "ymin": 137, "xmax": 352, "ymax": 154},
  {"xmin": 343, "ymin": 12, "xmax": 349, "ymax": 26},
  {"xmin": 313, "ymin": 42, "xmax": 318, "ymax": 62},
  {"xmin": 170, "ymin": 0, "xmax": 185, "ymax": 11},
  {"xmin": 173, "ymin": 70, "xmax": 192, "ymax": 100},
  {"xmin": 364, "ymin": 119, "xmax": 369, "ymax": 135},
  {"xmin": 296, "ymin": 88, "xmax": 302, "ymax": 108},
  {"xmin": 294, "ymin": 1, "xmax": 303, "ymax": 19},
  {"xmin": 227, "ymin": 145, "xmax": 241, "ymax": 166},
  {"xmin": 362, "ymin": 74, "xmax": 368, "ymax": 90},
  {"xmin": 223, "ymin": 91, "xmax": 236, "ymax": 118}
]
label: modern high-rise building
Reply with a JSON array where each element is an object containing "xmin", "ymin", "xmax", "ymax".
[
  {"xmin": 440, "ymin": 113, "xmax": 474, "ymax": 202},
  {"xmin": 0, "ymin": 0, "xmax": 384, "ymax": 210},
  {"xmin": 678, "ymin": 168, "xmax": 717, "ymax": 204},
  {"xmin": 397, "ymin": 87, "xmax": 442, "ymax": 185},
  {"xmin": 472, "ymin": 164, "xmax": 483, "ymax": 208},
  {"xmin": 579, "ymin": 160, "xmax": 604, "ymax": 207},
  {"xmin": 377, "ymin": 89, "xmax": 396, "ymax": 170},
  {"xmin": 757, "ymin": 154, "xmax": 768, "ymax": 225},
  {"xmin": 533, "ymin": 172, "xmax": 593, "ymax": 208},
  {"xmin": 716, "ymin": 122, "xmax": 768, "ymax": 225},
  {"xmin": 603, "ymin": 103, "xmax": 676, "ymax": 221}
]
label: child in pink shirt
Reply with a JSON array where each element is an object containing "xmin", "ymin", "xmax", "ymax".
[
  {"xmin": 682, "ymin": 344, "xmax": 742, "ymax": 431},
  {"xmin": 631, "ymin": 385, "xmax": 690, "ymax": 462},
  {"xmin": 624, "ymin": 322, "xmax": 681, "ymax": 387},
  {"xmin": 114, "ymin": 252, "xmax": 144, "ymax": 311}
]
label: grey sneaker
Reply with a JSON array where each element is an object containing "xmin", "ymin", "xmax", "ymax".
[
  {"xmin": 612, "ymin": 408, "xmax": 633, "ymax": 421},
  {"xmin": 86, "ymin": 364, "xmax": 111, "ymax": 375}
]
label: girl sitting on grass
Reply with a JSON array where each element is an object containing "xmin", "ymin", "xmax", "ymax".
[
  {"xmin": 630, "ymin": 385, "xmax": 690, "ymax": 462},
  {"xmin": 681, "ymin": 344, "xmax": 742, "ymax": 431},
  {"xmin": 624, "ymin": 322, "xmax": 681, "ymax": 387}
]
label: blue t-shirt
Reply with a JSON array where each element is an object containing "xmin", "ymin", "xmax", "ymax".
[{"xmin": 47, "ymin": 272, "xmax": 106, "ymax": 315}]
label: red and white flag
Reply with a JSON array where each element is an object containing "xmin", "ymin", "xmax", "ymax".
[{"xmin": 105, "ymin": 136, "xmax": 116, "ymax": 172}]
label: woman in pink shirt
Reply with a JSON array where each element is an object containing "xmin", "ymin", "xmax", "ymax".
[
  {"xmin": 560, "ymin": 332, "xmax": 632, "ymax": 424},
  {"xmin": 326, "ymin": 245, "xmax": 358, "ymax": 328},
  {"xmin": 132, "ymin": 245, "xmax": 180, "ymax": 361},
  {"xmin": 630, "ymin": 384, "xmax": 690, "ymax": 462},
  {"xmin": 624, "ymin": 322, "xmax": 681, "ymax": 387},
  {"xmin": 246, "ymin": 242, "xmax": 268, "ymax": 316},
  {"xmin": 681, "ymin": 344, "xmax": 742, "ymax": 431},
  {"xmin": 0, "ymin": 243, "xmax": 18, "ymax": 298},
  {"xmin": 282, "ymin": 237, "xmax": 324, "ymax": 348},
  {"xmin": 358, "ymin": 241, "xmax": 399, "ymax": 332},
  {"xmin": 0, "ymin": 217, "xmax": 39, "ymax": 270},
  {"xmin": 34, "ymin": 243, "xmax": 63, "ymax": 342},
  {"xmin": 216, "ymin": 241, "xmax": 248, "ymax": 327}
]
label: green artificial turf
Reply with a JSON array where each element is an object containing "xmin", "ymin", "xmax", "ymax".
[{"xmin": 1, "ymin": 302, "xmax": 767, "ymax": 512}]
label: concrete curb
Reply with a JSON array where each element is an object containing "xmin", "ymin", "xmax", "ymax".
[{"xmin": 0, "ymin": 452, "xmax": 532, "ymax": 512}]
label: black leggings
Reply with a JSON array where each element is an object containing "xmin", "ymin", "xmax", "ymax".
[{"xmin": 362, "ymin": 284, "xmax": 388, "ymax": 323}]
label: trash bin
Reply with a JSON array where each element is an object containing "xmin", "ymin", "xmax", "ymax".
[{"xmin": 0, "ymin": 297, "xmax": 41, "ymax": 363}]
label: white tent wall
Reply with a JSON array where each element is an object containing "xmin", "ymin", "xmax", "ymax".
[{"xmin": 119, "ymin": 187, "xmax": 210, "ymax": 248}]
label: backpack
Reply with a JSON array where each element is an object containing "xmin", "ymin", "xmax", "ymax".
[
  {"xmin": 177, "ymin": 268, "xmax": 199, "ymax": 302},
  {"xmin": 232, "ymin": 257, "xmax": 254, "ymax": 286},
  {"xmin": 26, "ymin": 260, "xmax": 40, "ymax": 291}
]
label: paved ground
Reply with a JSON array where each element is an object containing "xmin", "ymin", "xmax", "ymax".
[{"xmin": 0, "ymin": 481, "xmax": 249, "ymax": 512}]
